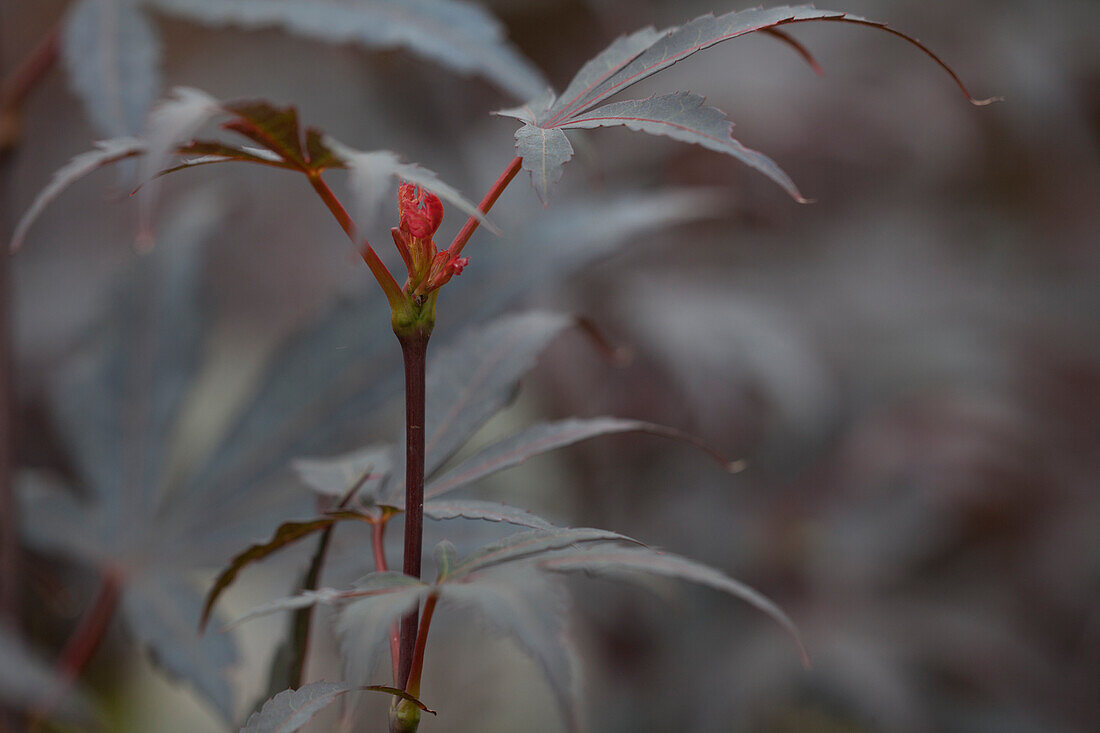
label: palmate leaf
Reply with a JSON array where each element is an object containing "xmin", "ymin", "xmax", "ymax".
[
  {"xmin": 9, "ymin": 137, "xmax": 146, "ymax": 252},
  {"xmin": 440, "ymin": 569, "xmax": 580, "ymax": 732},
  {"xmin": 294, "ymin": 444, "xmax": 393, "ymax": 501},
  {"xmin": 240, "ymin": 681, "xmax": 351, "ymax": 733},
  {"xmin": 199, "ymin": 515, "xmax": 369, "ymax": 631},
  {"xmin": 123, "ymin": 574, "xmax": 240, "ymax": 718},
  {"xmin": 423, "ymin": 499, "xmax": 555, "ymax": 530},
  {"xmin": 241, "ymin": 681, "xmax": 434, "ymax": 733},
  {"xmin": 541, "ymin": 548, "xmax": 811, "ymax": 668},
  {"xmin": 499, "ymin": 5, "xmax": 993, "ymax": 204},
  {"xmin": 62, "ymin": 0, "xmax": 162, "ymax": 138},
  {"xmin": 147, "ymin": 0, "xmax": 546, "ymax": 100},
  {"xmin": 560, "ymin": 92, "xmax": 806, "ymax": 202},
  {"xmin": 422, "ymin": 312, "xmax": 576, "ymax": 479},
  {"xmin": 16, "ymin": 192, "xmax": 248, "ymax": 717},
  {"xmin": 447, "ymin": 527, "xmax": 639, "ymax": 580},
  {"xmin": 425, "ymin": 416, "xmax": 741, "ymax": 500}
]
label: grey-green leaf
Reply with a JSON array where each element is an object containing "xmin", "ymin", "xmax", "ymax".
[
  {"xmin": 424, "ymin": 500, "xmax": 555, "ymax": 531},
  {"xmin": 549, "ymin": 25, "xmax": 665, "ymax": 124},
  {"xmin": 62, "ymin": 0, "xmax": 162, "ymax": 137},
  {"xmin": 418, "ymin": 311, "xmax": 575, "ymax": 482},
  {"xmin": 560, "ymin": 92, "xmax": 806, "ymax": 202},
  {"xmin": 448, "ymin": 527, "xmax": 639, "ymax": 580},
  {"xmin": 240, "ymin": 681, "xmax": 352, "ymax": 733},
  {"xmin": 49, "ymin": 190, "xmax": 218, "ymax": 546},
  {"xmin": 576, "ymin": 7, "xmax": 846, "ymax": 114},
  {"xmin": 148, "ymin": 0, "xmax": 547, "ymax": 100},
  {"xmin": 122, "ymin": 574, "xmax": 241, "ymax": 719},
  {"xmin": 434, "ymin": 540, "xmax": 458, "ymax": 581},
  {"xmin": 440, "ymin": 569, "xmax": 579, "ymax": 732},
  {"xmin": 514, "ymin": 124, "xmax": 573, "ymax": 205},
  {"xmin": 9, "ymin": 137, "xmax": 146, "ymax": 252},
  {"xmin": 540, "ymin": 548, "xmax": 810, "ymax": 668},
  {"xmin": 17, "ymin": 471, "xmax": 109, "ymax": 564},
  {"xmin": 293, "ymin": 443, "xmax": 394, "ymax": 502},
  {"xmin": 337, "ymin": 584, "xmax": 431, "ymax": 684},
  {"xmin": 426, "ymin": 416, "xmax": 736, "ymax": 500}
]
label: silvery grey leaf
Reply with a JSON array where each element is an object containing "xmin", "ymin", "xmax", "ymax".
[
  {"xmin": 122, "ymin": 573, "xmax": 241, "ymax": 719},
  {"xmin": 336, "ymin": 583, "xmax": 430, "ymax": 684},
  {"xmin": 137, "ymin": 87, "xmax": 223, "ymax": 243},
  {"xmin": 513, "ymin": 124, "xmax": 573, "ymax": 205},
  {"xmin": 540, "ymin": 548, "xmax": 809, "ymax": 668},
  {"xmin": 419, "ymin": 311, "xmax": 574, "ymax": 481},
  {"xmin": 9, "ymin": 137, "xmax": 146, "ymax": 252},
  {"xmin": 494, "ymin": 87, "xmax": 556, "ymax": 125},
  {"xmin": 577, "ymin": 7, "xmax": 847, "ymax": 113},
  {"xmin": 325, "ymin": 139, "xmax": 492, "ymax": 234},
  {"xmin": 62, "ymin": 0, "xmax": 162, "ymax": 137},
  {"xmin": 49, "ymin": 190, "xmax": 219, "ymax": 548},
  {"xmin": 17, "ymin": 470, "xmax": 110, "ymax": 564},
  {"xmin": 448, "ymin": 527, "xmax": 638, "ymax": 580},
  {"xmin": 548, "ymin": 25, "xmax": 665, "ymax": 124},
  {"xmin": 231, "ymin": 572, "xmax": 423, "ymax": 628},
  {"xmin": 423, "ymin": 499, "xmax": 555, "ymax": 530},
  {"xmin": 440, "ymin": 569, "xmax": 580, "ymax": 732},
  {"xmin": 293, "ymin": 443, "xmax": 394, "ymax": 503},
  {"xmin": 425, "ymin": 416, "xmax": 733, "ymax": 500},
  {"xmin": 240, "ymin": 681, "xmax": 352, "ymax": 733},
  {"xmin": 147, "ymin": 0, "xmax": 547, "ymax": 99},
  {"xmin": 559, "ymin": 91, "xmax": 805, "ymax": 201}
]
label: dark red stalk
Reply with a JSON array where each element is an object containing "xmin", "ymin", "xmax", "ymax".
[
  {"xmin": 307, "ymin": 173, "xmax": 405, "ymax": 307},
  {"xmin": 0, "ymin": 230, "xmax": 14, "ymax": 633},
  {"xmin": 372, "ymin": 519, "xmax": 402, "ymax": 684},
  {"xmin": 30, "ymin": 572, "xmax": 121, "ymax": 722},
  {"xmin": 447, "ymin": 156, "xmax": 522, "ymax": 258},
  {"xmin": 404, "ymin": 592, "xmax": 438, "ymax": 697},
  {"xmin": 395, "ymin": 329, "xmax": 429, "ymax": 690},
  {"xmin": 0, "ymin": 22, "xmax": 60, "ymax": 152}
]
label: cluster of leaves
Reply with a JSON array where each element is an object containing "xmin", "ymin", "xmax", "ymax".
[
  {"xmin": 58, "ymin": 0, "xmax": 545, "ymax": 139},
  {"xmin": 497, "ymin": 6, "xmax": 991, "ymax": 203},
  {"xmin": 9, "ymin": 2, "xmax": 993, "ymax": 730},
  {"xmin": 12, "ymin": 117, "xmax": 721, "ymax": 726}
]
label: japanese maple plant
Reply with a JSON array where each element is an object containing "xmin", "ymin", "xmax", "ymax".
[{"xmin": 11, "ymin": 5, "xmax": 990, "ymax": 732}]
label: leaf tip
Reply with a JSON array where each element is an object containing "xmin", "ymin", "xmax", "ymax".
[
  {"xmin": 970, "ymin": 95, "xmax": 1004, "ymax": 107},
  {"xmin": 726, "ymin": 459, "xmax": 747, "ymax": 474}
]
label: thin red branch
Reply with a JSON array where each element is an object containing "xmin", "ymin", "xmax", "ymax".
[
  {"xmin": 372, "ymin": 518, "xmax": 402, "ymax": 685},
  {"xmin": 1, "ymin": 23, "xmax": 61, "ymax": 153},
  {"xmin": 404, "ymin": 592, "xmax": 438, "ymax": 698},
  {"xmin": 0, "ymin": 23, "xmax": 60, "ymax": 111},
  {"xmin": 30, "ymin": 572, "xmax": 121, "ymax": 723},
  {"xmin": 447, "ymin": 156, "xmax": 522, "ymax": 258},
  {"xmin": 306, "ymin": 173, "xmax": 405, "ymax": 305}
]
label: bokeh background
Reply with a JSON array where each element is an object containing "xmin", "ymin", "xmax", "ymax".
[{"xmin": 2, "ymin": 0, "xmax": 1098, "ymax": 731}]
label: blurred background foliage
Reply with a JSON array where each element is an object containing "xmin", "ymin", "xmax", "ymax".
[{"xmin": 2, "ymin": 0, "xmax": 1098, "ymax": 731}]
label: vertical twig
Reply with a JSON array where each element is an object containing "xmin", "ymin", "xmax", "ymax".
[{"xmin": 395, "ymin": 329, "xmax": 429, "ymax": 690}]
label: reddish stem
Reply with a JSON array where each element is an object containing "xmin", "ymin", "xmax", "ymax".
[
  {"xmin": 447, "ymin": 156, "xmax": 522, "ymax": 258},
  {"xmin": 0, "ymin": 22, "xmax": 61, "ymax": 122},
  {"xmin": 372, "ymin": 518, "xmax": 402, "ymax": 684},
  {"xmin": 404, "ymin": 592, "xmax": 438, "ymax": 698},
  {"xmin": 31, "ymin": 572, "xmax": 121, "ymax": 722},
  {"xmin": 307, "ymin": 173, "xmax": 405, "ymax": 306},
  {"xmin": 395, "ymin": 329, "xmax": 429, "ymax": 690}
]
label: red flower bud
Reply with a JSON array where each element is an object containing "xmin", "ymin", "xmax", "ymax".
[{"xmin": 398, "ymin": 183, "xmax": 444, "ymax": 239}]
